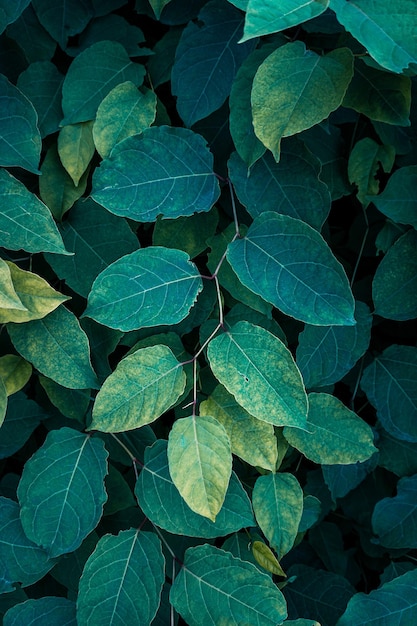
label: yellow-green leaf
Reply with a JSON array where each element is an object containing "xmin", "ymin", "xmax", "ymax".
[
  {"xmin": 0, "ymin": 378, "xmax": 7, "ymax": 428},
  {"xmin": 57, "ymin": 121, "xmax": 95, "ymax": 186},
  {"xmin": 0, "ymin": 258, "xmax": 27, "ymax": 312},
  {"xmin": 252, "ymin": 541, "xmax": 286, "ymax": 577},
  {"xmin": 0, "ymin": 355, "xmax": 32, "ymax": 396}
]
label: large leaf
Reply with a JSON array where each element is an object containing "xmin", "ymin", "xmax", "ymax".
[
  {"xmin": 170, "ymin": 544, "xmax": 288, "ymax": 626},
  {"xmin": 372, "ymin": 474, "xmax": 417, "ymax": 549},
  {"xmin": 90, "ymin": 345, "xmax": 186, "ymax": 432},
  {"xmin": 84, "ymin": 247, "xmax": 203, "ymax": 331},
  {"xmin": 207, "ymin": 321, "xmax": 308, "ymax": 429},
  {"xmin": 17, "ymin": 427, "xmax": 108, "ymax": 557},
  {"xmin": 329, "ymin": 0, "xmax": 417, "ymax": 74},
  {"xmin": 361, "ymin": 345, "xmax": 417, "ymax": 442},
  {"xmin": 370, "ymin": 166, "xmax": 417, "ymax": 229},
  {"xmin": 251, "ymin": 42, "xmax": 353, "ymax": 161},
  {"xmin": 92, "ymin": 126, "xmax": 220, "ymax": 221},
  {"xmin": 227, "ymin": 212, "xmax": 355, "ymax": 326},
  {"xmin": 167, "ymin": 415, "xmax": 232, "ymax": 521},
  {"xmin": 284, "ymin": 393, "xmax": 377, "ymax": 464},
  {"xmin": 3, "ymin": 597, "xmax": 76, "ymax": 626},
  {"xmin": 31, "ymin": 0, "xmax": 93, "ymax": 48},
  {"xmin": 171, "ymin": 0, "xmax": 255, "ymax": 126},
  {"xmin": 135, "ymin": 439, "xmax": 255, "ymax": 537},
  {"xmin": 77, "ymin": 530, "xmax": 165, "ymax": 626}
]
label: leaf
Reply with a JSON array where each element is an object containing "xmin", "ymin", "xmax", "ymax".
[
  {"xmin": 3, "ymin": 597, "xmax": 76, "ymax": 626},
  {"xmin": 228, "ymin": 139, "xmax": 331, "ymax": 230},
  {"xmin": 200, "ymin": 384, "xmax": 278, "ymax": 471},
  {"xmin": 252, "ymin": 473, "xmax": 303, "ymax": 558},
  {"xmin": 252, "ymin": 541, "xmax": 286, "ymax": 577},
  {"xmin": 296, "ymin": 301, "xmax": 372, "ymax": 389},
  {"xmin": 31, "ymin": 0, "xmax": 93, "ymax": 48},
  {"xmin": 227, "ymin": 212, "xmax": 356, "ymax": 326},
  {"xmin": 135, "ymin": 439, "xmax": 255, "ymax": 537},
  {"xmin": 372, "ymin": 474, "xmax": 417, "ymax": 549},
  {"xmin": 372, "ymin": 229, "xmax": 417, "ymax": 321},
  {"xmin": 377, "ymin": 427, "xmax": 417, "ymax": 478},
  {"xmin": 0, "ymin": 74, "xmax": 41, "ymax": 173},
  {"xmin": 8, "ymin": 305, "xmax": 99, "ymax": 390},
  {"xmin": 361, "ymin": 345, "xmax": 417, "ymax": 442},
  {"xmin": 77, "ymin": 530, "xmax": 165, "ymax": 626},
  {"xmin": 241, "ymin": 0, "xmax": 329, "ymax": 42},
  {"xmin": 0, "ymin": 355, "xmax": 31, "ymax": 396},
  {"xmin": 0, "ymin": 0, "xmax": 30, "ymax": 33},
  {"xmin": 170, "ymin": 544, "xmax": 288, "ymax": 625},
  {"xmin": 84, "ymin": 247, "xmax": 203, "ymax": 331},
  {"xmin": 149, "ymin": 0, "xmax": 172, "ymax": 19},
  {"xmin": 348, "ymin": 138, "xmax": 395, "ymax": 206},
  {"xmin": 153, "ymin": 209, "xmax": 218, "ymax": 259},
  {"xmin": 337, "ymin": 570, "xmax": 417, "ymax": 626},
  {"xmin": 7, "ymin": 4, "xmax": 56, "ymax": 64},
  {"xmin": 67, "ymin": 13, "xmax": 147, "ymax": 57},
  {"xmin": 251, "ymin": 42, "xmax": 353, "ymax": 161},
  {"xmin": 329, "ymin": 0, "xmax": 417, "ymax": 74},
  {"xmin": 0, "ymin": 392, "xmax": 45, "ymax": 460},
  {"xmin": 168, "ymin": 415, "xmax": 232, "ymax": 521},
  {"xmin": 0, "ymin": 378, "xmax": 7, "ymax": 428},
  {"xmin": 171, "ymin": 0, "xmax": 255, "ymax": 126},
  {"xmin": 284, "ymin": 393, "xmax": 377, "ymax": 464},
  {"xmin": 309, "ymin": 521, "xmax": 350, "ymax": 577},
  {"xmin": 322, "ymin": 455, "xmax": 378, "ymax": 500},
  {"xmin": 39, "ymin": 377, "xmax": 90, "ymax": 423},
  {"xmin": 90, "ymin": 345, "xmax": 185, "ymax": 432},
  {"xmin": 57, "ymin": 121, "xmax": 95, "ymax": 186},
  {"xmin": 61, "ymin": 40, "xmax": 145, "ymax": 125},
  {"xmin": 92, "ymin": 125, "xmax": 220, "ymax": 221},
  {"xmin": 93, "ymin": 82, "xmax": 156, "ymax": 158},
  {"xmin": 0, "ymin": 259, "xmax": 27, "ymax": 311},
  {"xmin": 207, "ymin": 321, "xmax": 308, "ymax": 429},
  {"xmin": 370, "ymin": 166, "xmax": 417, "ymax": 229},
  {"xmin": 0, "ymin": 170, "xmax": 69, "ymax": 255},
  {"xmin": 148, "ymin": 28, "xmax": 183, "ymax": 88},
  {"xmin": 17, "ymin": 427, "xmax": 108, "ymax": 557}
]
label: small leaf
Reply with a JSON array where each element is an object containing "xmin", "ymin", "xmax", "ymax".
[
  {"xmin": 17, "ymin": 427, "xmax": 108, "ymax": 557},
  {"xmin": 252, "ymin": 541, "xmax": 286, "ymax": 577},
  {"xmin": 208, "ymin": 321, "xmax": 307, "ymax": 429},
  {"xmin": 90, "ymin": 345, "xmax": 186, "ymax": 432},
  {"xmin": 3, "ymin": 597, "xmax": 76, "ymax": 626},
  {"xmin": 284, "ymin": 393, "xmax": 377, "ymax": 464},
  {"xmin": 372, "ymin": 474, "xmax": 417, "ymax": 549},
  {"xmin": 168, "ymin": 415, "xmax": 232, "ymax": 521},
  {"xmin": 227, "ymin": 212, "xmax": 355, "ymax": 326},
  {"xmin": 31, "ymin": 0, "xmax": 93, "ymax": 48},
  {"xmin": 0, "ymin": 355, "xmax": 32, "ymax": 396},
  {"xmin": 57, "ymin": 121, "xmax": 95, "ymax": 186},
  {"xmin": 348, "ymin": 137, "xmax": 395, "ymax": 206},
  {"xmin": 153, "ymin": 209, "xmax": 218, "ymax": 259},
  {"xmin": 370, "ymin": 166, "xmax": 417, "ymax": 229},
  {"xmin": 0, "ymin": 259, "xmax": 27, "ymax": 312},
  {"xmin": 148, "ymin": 0, "xmax": 172, "ymax": 19},
  {"xmin": 0, "ymin": 378, "xmax": 7, "ymax": 428},
  {"xmin": 84, "ymin": 247, "xmax": 203, "ymax": 331},
  {"xmin": 0, "ymin": 392, "xmax": 44, "ymax": 460},
  {"xmin": 39, "ymin": 377, "xmax": 90, "ymax": 423},
  {"xmin": 77, "ymin": 530, "xmax": 165, "ymax": 626}
]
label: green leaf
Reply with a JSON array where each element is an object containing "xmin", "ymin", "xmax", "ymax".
[
  {"xmin": 7, "ymin": 5, "xmax": 56, "ymax": 64},
  {"xmin": 31, "ymin": 0, "xmax": 93, "ymax": 48},
  {"xmin": 299, "ymin": 495, "xmax": 321, "ymax": 533},
  {"xmin": 57, "ymin": 121, "xmax": 95, "ymax": 186},
  {"xmin": 370, "ymin": 166, "xmax": 417, "ymax": 229},
  {"xmin": 227, "ymin": 212, "xmax": 355, "ymax": 326},
  {"xmin": 17, "ymin": 427, "xmax": 108, "ymax": 557},
  {"xmin": 252, "ymin": 541, "xmax": 286, "ymax": 577},
  {"xmin": 296, "ymin": 301, "xmax": 372, "ymax": 389},
  {"xmin": 93, "ymin": 82, "xmax": 156, "ymax": 158},
  {"xmin": 61, "ymin": 40, "xmax": 145, "ymax": 125},
  {"xmin": 8, "ymin": 305, "xmax": 99, "ymax": 390},
  {"xmin": 0, "ymin": 392, "xmax": 44, "ymax": 459},
  {"xmin": 284, "ymin": 393, "xmax": 377, "ymax": 464},
  {"xmin": 228, "ymin": 139, "xmax": 331, "ymax": 230},
  {"xmin": 348, "ymin": 138, "xmax": 395, "ymax": 206},
  {"xmin": 171, "ymin": 0, "xmax": 255, "ymax": 126},
  {"xmin": 0, "ymin": 378, "xmax": 7, "ymax": 428},
  {"xmin": 0, "ymin": 259, "xmax": 27, "ymax": 312},
  {"xmin": 361, "ymin": 345, "xmax": 417, "ymax": 442},
  {"xmin": 90, "ymin": 345, "xmax": 185, "ymax": 432},
  {"xmin": 84, "ymin": 247, "xmax": 203, "ymax": 331},
  {"xmin": 309, "ymin": 521, "xmax": 350, "ymax": 577},
  {"xmin": 92, "ymin": 125, "xmax": 220, "ymax": 221},
  {"xmin": 135, "ymin": 439, "xmax": 255, "ymax": 537},
  {"xmin": 68, "ymin": 14, "xmax": 148, "ymax": 57},
  {"xmin": 372, "ymin": 474, "xmax": 417, "ymax": 549},
  {"xmin": 377, "ymin": 427, "xmax": 417, "ymax": 478},
  {"xmin": 252, "ymin": 473, "xmax": 303, "ymax": 558},
  {"xmin": 0, "ymin": 74, "xmax": 41, "ymax": 174},
  {"xmin": 0, "ymin": 170, "xmax": 69, "ymax": 255},
  {"xmin": 329, "ymin": 0, "xmax": 417, "ymax": 74},
  {"xmin": 3, "ymin": 597, "xmax": 76, "ymax": 626},
  {"xmin": 241, "ymin": 0, "xmax": 329, "ymax": 42},
  {"xmin": 200, "ymin": 384, "xmax": 278, "ymax": 471},
  {"xmin": 149, "ymin": 0, "xmax": 172, "ymax": 19},
  {"xmin": 103, "ymin": 464, "xmax": 136, "ymax": 516},
  {"xmin": 372, "ymin": 229, "xmax": 417, "ymax": 321},
  {"xmin": 39, "ymin": 377, "xmax": 90, "ymax": 423},
  {"xmin": 207, "ymin": 321, "xmax": 308, "ymax": 429},
  {"xmin": 251, "ymin": 42, "xmax": 353, "ymax": 161},
  {"xmin": 322, "ymin": 456, "xmax": 378, "ymax": 500},
  {"xmin": 50, "ymin": 531, "xmax": 98, "ymax": 594},
  {"xmin": 0, "ymin": 0, "xmax": 30, "ymax": 33},
  {"xmin": 337, "ymin": 570, "xmax": 417, "ymax": 626},
  {"xmin": 168, "ymin": 415, "xmax": 232, "ymax": 521},
  {"xmin": 0, "ymin": 355, "xmax": 31, "ymax": 396},
  {"xmin": 147, "ymin": 28, "xmax": 183, "ymax": 88},
  {"xmin": 77, "ymin": 530, "xmax": 165, "ymax": 626},
  {"xmin": 153, "ymin": 209, "xmax": 218, "ymax": 259},
  {"xmin": 170, "ymin": 544, "xmax": 288, "ymax": 625}
]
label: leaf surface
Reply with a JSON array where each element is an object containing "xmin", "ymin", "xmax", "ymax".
[
  {"xmin": 370, "ymin": 166, "xmax": 417, "ymax": 229},
  {"xmin": 58, "ymin": 121, "xmax": 95, "ymax": 186},
  {"xmin": 0, "ymin": 393, "xmax": 45, "ymax": 460},
  {"xmin": 31, "ymin": 0, "xmax": 93, "ymax": 47},
  {"xmin": 0, "ymin": 259, "xmax": 27, "ymax": 312},
  {"xmin": 0, "ymin": 0, "xmax": 30, "ymax": 33},
  {"xmin": 372, "ymin": 474, "xmax": 417, "ymax": 549},
  {"xmin": 3, "ymin": 597, "xmax": 76, "ymax": 626},
  {"xmin": 348, "ymin": 137, "xmax": 395, "ymax": 206},
  {"xmin": 0, "ymin": 355, "xmax": 31, "ymax": 396}
]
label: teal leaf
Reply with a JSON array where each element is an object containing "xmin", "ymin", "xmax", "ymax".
[
  {"xmin": 0, "ymin": 393, "xmax": 45, "ymax": 459},
  {"xmin": 296, "ymin": 301, "xmax": 372, "ymax": 389},
  {"xmin": 3, "ymin": 597, "xmax": 76, "ymax": 626},
  {"xmin": 171, "ymin": 0, "xmax": 255, "ymax": 126},
  {"xmin": 252, "ymin": 473, "xmax": 303, "ymax": 558},
  {"xmin": 17, "ymin": 427, "xmax": 108, "ymax": 558},
  {"xmin": 31, "ymin": 0, "xmax": 93, "ymax": 47},
  {"xmin": 329, "ymin": 0, "xmax": 417, "ymax": 74},
  {"xmin": 0, "ymin": 170, "xmax": 69, "ymax": 255},
  {"xmin": 77, "ymin": 530, "xmax": 165, "ymax": 626},
  {"xmin": 135, "ymin": 439, "xmax": 255, "ymax": 537},
  {"xmin": 370, "ymin": 166, "xmax": 417, "ymax": 229},
  {"xmin": 361, "ymin": 345, "xmax": 417, "ymax": 442},
  {"xmin": 284, "ymin": 393, "xmax": 377, "ymax": 464},
  {"xmin": 147, "ymin": 28, "xmax": 183, "ymax": 88},
  {"xmin": 148, "ymin": 0, "xmax": 172, "ymax": 19},
  {"xmin": 50, "ymin": 532, "xmax": 98, "ymax": 594},
  {"xmin": 7, "ymin": 5, "xmax": 56, "ymax": 64},
  {"xmin": 61, "ymin": 40, "xmax": 145, "ymax": 125},
  {"xmin": 90, "ymin": 345, "xmax": 186, "ymax": 432},
  {"xmin": 372, "ymin": 474, "xmax": 417, "ymax": 549},
  {"xmin": 92, "ymin": 126, "xmax": 220, "ymax": 222},
  {"xmin": 84, "ymin": 247, "xmax": 203, "ymax": 332},
  {"xmin": 67, "ymin": 14, "xmax": 147, "ymax": 58},
  {"xmin": 299, "ymin": 495, "xmax": 321, "ymax": 533},
  {"xmin": 228, "ymin": 139, "xmax": 331, "ymax": 230},
  {"xmin": 322, "ymin": 455, "xmax": 378, "ymax": 500},
  {"xmin": 170, "ymin": 544, "xmax": 288, "ymax": 626},
  {"xmin": 377, "ymin": 427, "xmax": 417, "ymax": 478},
  {"xmin": 227, "ymin": 212, "xmax": 355, "ymax": 326},
  {"xmin": 0, "ymin": 74, "xmax": 41, "ymax": 173},
  {"xmin": 309, "ymin": 521, "xmax": 350, "ymax": 577},
  {"xmin": 0, "ymin": 0, "xmax": 30, "ymax": 33},
  {"xmin": 39, "ymin": 377, "xmax": 90, "ymax": 423},
  {"xmin": 348, "ymin": 137, "xmax": 395, "ymax": 207},
  {"xmin": 153, "ymin": 209, "xmax": 219, "ymax": 259},
  {"xmin": 207, "ymin": 321, "xmax": 308, "ymax": 429},
  {"xmin": 373, "ymin": 229, "xmax": 417, "ymax": 321}
]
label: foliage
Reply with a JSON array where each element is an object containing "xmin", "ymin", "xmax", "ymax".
[{"xmin": 0, "ymin": 0, "xmax": 417, "ymax": 624}]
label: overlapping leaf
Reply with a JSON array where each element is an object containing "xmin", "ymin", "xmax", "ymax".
[
  {"xmin": 0, "ymin": 393, "xmax": 45, "ymax": 460},
  {"xmin": 0, "ymin": 0, "xmax": 30, "ymax": 34},
  {"xmin": 0, "ymin": 355, "xmax": 31, "ymax": 396},
  {"xmin": 372, "ymin": 474, "xmax": 417, "ymax": 549},
  {"xmin": 348, "ymin": 138, "xmax": 395, "ymax": 206},
  {"xmin": 58, "ymin": 121, "xmax": 95, "ymax": 186},
  {"xmin": 3, "ymin": 597, "xmax": 76, "ymax": 626},
  {"xmin": 370, "ymin": 166, "xmax": 417, "ymax": 229},
  {"xmin": 31, "ymin": 0, "xmax": 93, "ymax": 48}
]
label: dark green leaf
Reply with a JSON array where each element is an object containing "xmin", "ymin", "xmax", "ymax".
[
  {"xmin": 370, "ymin": 166, "xmax": 417, "ymax": 229},
  {"xmin": 153, "ymin": 209, "xmax": 218, "ymax": 259},
  {"xmin": 7, "ymin": 5, "xmax": 56, "ymax": 63},
  {"xmin": 0, "ymin": 393, "xmax": 45, "ymax": 459},
  {"xmin": 0, "ymin": 0, "xmax": 30, "ymax": 33},
  {"xmin": 322, "ymin": 455, "xmax": 378, "ymax": 500},
  {"xmin": 372, "ymin": 474, "xmax": 417, "ymax": 549},
  {"xmin": 3, "ymin": 597, "xmax": 76, "ymax": 626},
  {"xmin": 348, "ymin": 137, "xmax": 395, "ymax": 207},
  {"xmin": 377, "ymin": 427, "xmax": 417, "ymax": 477},
  {"xmin": 31, "ymin": 0, "xmax": 93, "ymax": 47},
  {"xmin": 39, "ymin": 377, "xmax": 90, "ymax": 423}
]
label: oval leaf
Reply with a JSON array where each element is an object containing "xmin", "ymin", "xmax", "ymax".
[
  {"xmin": 0, "ymin": 259, "xmax": 27, "ymax": 312},
  {"xmin": 372, "ymin": 474, "xmax": 417, "ymax": 549},
  {"xmin": 370, "ymin": 165, "xmax": 417, "ymax": 229},
  {"xmin": 252, "ymin": 541, "xmax": 286, "ymax": 577},
  {"xmin": 57, "ymin": 121, "xmax": 95, "ymax": 186},
  {"xmin": 4, "ymin": 597, "xmax": 76, "ymax": 626},
  {"xmin": 0, "ymin": 355, "xmax": 32, "ymax": 396}
]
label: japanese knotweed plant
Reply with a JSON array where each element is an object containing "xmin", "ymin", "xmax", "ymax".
[{"xmin": 1, "ymin": 0, "xmax": 417, "ymax": 624}]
